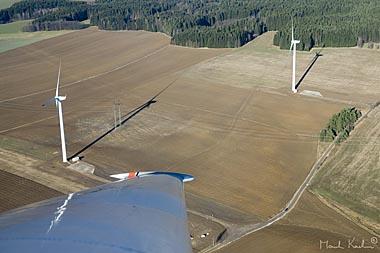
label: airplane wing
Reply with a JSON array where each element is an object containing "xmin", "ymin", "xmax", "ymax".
[{"xmin": 0, "ymin": 172, "xmax": 193, "ymax": 253}]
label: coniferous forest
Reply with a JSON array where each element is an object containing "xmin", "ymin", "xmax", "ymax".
[
  {"xmin": 320, "ymin": 108, "xmax": 362, "ymax": 144},
  {"xmin": 1, "ymin": 0, "xmax": 380, "ymax": 50}
]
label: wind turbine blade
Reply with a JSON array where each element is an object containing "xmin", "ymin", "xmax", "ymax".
[
  {"xmin": 291, "ymin": 18, "xmax": 294, "ymax": 41},
  {"xmin": 42, "ymin": 97, "xmax": 57, "ymax": 106},
  {"xmin": 55, "ymin": 61, "xmax": 61, "ymax": 98},
  {"xmin": 288, "ymin": 42, "xmax": 293, "ymax": 56}
]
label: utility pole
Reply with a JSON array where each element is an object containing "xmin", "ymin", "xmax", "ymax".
[
  {"xmin": 113, "ymin": 100, "xmax": 122, "ymax": 129},
  {"xmin": 113, "ymin": 102, "xmax": 117, "ymax": 129},
  {"xmin": 117, "ymin": 99, "xmax": 121, "ymax": 127}
]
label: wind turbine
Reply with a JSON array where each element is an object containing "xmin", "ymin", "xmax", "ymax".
[
  {"xmin": 290, "ymin": 19, "xmax": 300, "ymax": 93},
  {"xmin": 43, "ymin": 62, "xmax": 68, "ymax": 163}
]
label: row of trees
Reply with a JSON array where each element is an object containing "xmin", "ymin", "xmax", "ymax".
[
  {"xmin": 171, "ymin": 19, "xmax": 265, "ymax": 48},
  {"xmin": 22, "ymin": 20, "xmax": 89, "ymax": 31},
  {"xmin": 267, "ymin": 0, "xmax": 380, "ymax": 49},
  {"xmin": 2, "ymin": 0, "xmax": 380, "ymax": 49},
  {"xmin": 0, "ymin": 0, "xmax": 88, "ymax": 23},
  {"xmin": 0, "ymin": 0, "xmax": 89, "ymax": 31},
  {"xmin": 320, "ymin": 107, "xmax": 362, "ymax": 143},
  {"xmin": 88, "ymin": 0, "xmax": 266, "ymax": 47}
]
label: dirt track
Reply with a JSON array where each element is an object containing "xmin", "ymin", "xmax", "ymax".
[{"xmin": 217, "ymin": 191, "xmax": 379, "ymax": 253}]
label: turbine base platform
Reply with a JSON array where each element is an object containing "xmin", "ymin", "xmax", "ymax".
[
  {"xmin": 300, "ymin": 90, "xmax": 323, "ymax": 97},
  {"xmin": 68, "ymin": 161, "xmax": 95, "ymax": 175}
]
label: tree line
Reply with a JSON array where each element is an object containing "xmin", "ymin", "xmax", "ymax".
[
  {"xmin": 2, "ymin": 0, "xmax": 380, "ymax": 50},
  {"xmin": 320, "ymin": 107, "xmax": 362, "ymax": 144},
  {"xmin": 0, "ymin": 0, "xmax": 89, "ymax": 31}
]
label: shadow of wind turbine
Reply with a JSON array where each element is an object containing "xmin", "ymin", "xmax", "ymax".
[
  {"xmin": 295, "ymin": 48, "xmax": 323, "ymax": 90},
  {"xmin": 68, "ymin": 78, "xmax": 178, "ymax": 160}
]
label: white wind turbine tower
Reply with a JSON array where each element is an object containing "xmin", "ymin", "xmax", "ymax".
[
  {"xmin": 290, "ymin": 19, "xmax": 300, "ymax": 93},
  {"xmin": 43, "ymin": 62, "xmax": 68, "ymax": 163}
]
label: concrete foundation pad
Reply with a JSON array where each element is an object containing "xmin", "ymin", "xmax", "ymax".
[
  {"xmin": 68, "ymin": 161, "xmax": 95, "ymax": 175},
  {"xmin": 300, "ymin": 90, "xmax": 323, "ymax": 97}
]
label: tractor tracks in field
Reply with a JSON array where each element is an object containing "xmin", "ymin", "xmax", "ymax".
[
  {"xmin": 0, "ymin": 45, "xmax": 170, "ymax": 104},
  {"xmin": 200, "ymin": 105, "xmax": 375, "ymax": 253},
  {"xmin": 0, "ymin": 45, "xmax": 170, "ymax": 133},
  {"xmin": 167, "ymin": 87, "xmax": 255, "ymax": 170}
]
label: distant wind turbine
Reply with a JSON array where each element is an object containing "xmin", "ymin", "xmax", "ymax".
[
  {"xmin": 290, "ymin": 19, "xmax": 300, "ymax": 93},
  {"xmin": 42, "ymin": 62, "xmax": 68, "ymax": 163}
]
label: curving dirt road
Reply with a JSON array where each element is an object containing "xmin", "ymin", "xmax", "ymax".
[{"xmin": 202, "ymin": 106, "xmax": 373, "ymax": 253}]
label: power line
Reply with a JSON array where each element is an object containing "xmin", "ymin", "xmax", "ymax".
[{"xmin": 113, "ymin": 99, "xmax": 122, "ymax": 129}]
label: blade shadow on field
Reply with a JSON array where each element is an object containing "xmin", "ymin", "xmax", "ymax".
[
  {"xmin": 295, "ymin": 48, "xmax": 323, "ymax": 90},
  {"xmin": 68, "ymin": 78, "xmax": 177, "ymax": 160}
]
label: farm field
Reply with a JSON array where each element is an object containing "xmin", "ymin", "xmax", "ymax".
[
  {"xmin": 0, "ymin": 20, "xmax": 31, "ymax": 34},
  {"xmin": 0, "ymin": 0, "xmax": 20, "ymax": 10},
  {"xmin": 0, "ymin": 20, "xmax": 73, "ymax": 52},
  {"xmin": 311, "ymin": 106, "xmax": 380, "ymax": 234},
  {"xmin": 217, "ymin": 191, "xmax": 379, "ymax": 253},
  {"xmin": 184, "ymin": 32, "xmax": 380, "ymax": 103},
  {"xmin": 1, "ymin": 28, "xmax": 379, "ymax": 252},
  {"xmin": 0, "ymin": 170, "xmax": 62, "ymax": 212},
  {"xmin": 0, "ymin": 27, "xmax": 344, "ymax": 220}
]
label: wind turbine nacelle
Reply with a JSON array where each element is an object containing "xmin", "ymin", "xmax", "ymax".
[
  {"xmin": 292, "ymin": 40, "xmax": 300, "ymax": 44},
  {"xmin": 56, "ymin": 96, "xmax": 67, "ymax": 101}
]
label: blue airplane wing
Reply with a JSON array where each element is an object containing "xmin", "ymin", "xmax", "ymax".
[{"xmin": 0, "ymin": 172, "xmax": 193, "ymax": 253}]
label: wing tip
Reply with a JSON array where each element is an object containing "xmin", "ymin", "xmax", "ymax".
[{"xmin": 110, "ymin": 171, "xmax": 194, "ymax": 183}]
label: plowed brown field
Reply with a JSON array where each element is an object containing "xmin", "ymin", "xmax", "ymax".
[
  {"xmin": 0, "ymin": 170, "xmax": 62, "ymax": 212},
  {"xmin": 0, "ymin": 27, "xmax": 347, "ymax": 220},
  {"xmin": 1, "ymin": 27, "xmax": 378, "ymax": 252}
]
